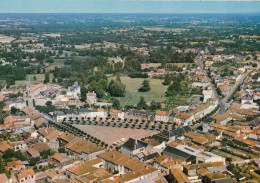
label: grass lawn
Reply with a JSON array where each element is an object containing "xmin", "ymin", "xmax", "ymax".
[
  {"xmin": 11, "ymin": 73, "xmax": 54, "ymax": 88},
  {"xmin": 108, "ymin": 76, "xmax": 167, "ymax": 106}
]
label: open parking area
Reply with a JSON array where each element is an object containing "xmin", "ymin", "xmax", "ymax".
[{"xmin": 74, "ymin": 124, "xmax": 158, "ymax": 145}]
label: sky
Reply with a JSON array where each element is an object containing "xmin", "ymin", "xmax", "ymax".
[{"xmin": 1, "ymin": 0, "xmax": 260, "ymax": 13}]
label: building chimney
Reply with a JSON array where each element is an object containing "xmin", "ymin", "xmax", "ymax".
[{"xmin": 134, "ymin": 139, "xmax": 138, "ymax": 150}]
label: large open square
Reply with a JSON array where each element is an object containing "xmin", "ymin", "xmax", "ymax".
[{"xmin": 73, "ymin": 125, "xmax": 158, "ymax": 145}]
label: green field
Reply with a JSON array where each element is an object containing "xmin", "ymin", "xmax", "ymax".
[
  {"xmin": 11, "ymin": 73, "xmax": 54, "ymax": 88},
  {"xmin": 45, "ymin": 59, "xmax": 65, "ymax": 71},
  {"xmin": 108, "ymin": 76, "xmax": 167, "ymax": 106}
]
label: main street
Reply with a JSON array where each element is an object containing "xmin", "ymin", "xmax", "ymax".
[
  {"xmin": 223, "ymin": 70, "xmax": 251, "ymax": 103},
  {"xmin": 195, "ymin": 56, "xmax": 227, "ymax": 114}
]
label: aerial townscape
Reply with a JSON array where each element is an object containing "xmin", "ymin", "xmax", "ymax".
[{"xmin": 0, "ymin": 2, "xmax": 260, "ymax": 183}]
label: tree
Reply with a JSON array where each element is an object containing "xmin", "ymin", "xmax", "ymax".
[
  {"xmin": 107, "ymin": 79, "xmax": 126, "ymax": 97},
  {"xmin": 111, "ymin": 98, "xmax": 120, "ymax": 110},
  {"xmin": 58, "ymin": 148, "xmax": 66, "ymax": 153},
  {"xmin": 138, "ymin": 80, "xmax": 150, "ymax": 92},
  {"xmin": 46, "ymin": 101, "xmax": 52, "ymax": 106},
  {"xmin": 44, "ymin": 73, "xmax": 50, "ymax": 84},
  {"xmin": 137, "ymin": 96, "xmax": 148, "ymax": 110},
  {"xmin": 11, "ymin": 107, "xmax": 18, "ymax": 115},
  {"xmin": 163, "ymin": 74, "xmax": 171, "ymax": 85},
  {"xmin": 150, "ymin": 100, "xmax": 161, "ymax": 110},
  {"xmin": 52, "ymin": 78, "xmax": 56, "ymax": 83},
  {"xmin": 166, "ymin": 80, "xmax": 182, "ymax": 96},
  {"xmin": 80, "ymin": 86, "xmax": 87, "ymax": 102}
]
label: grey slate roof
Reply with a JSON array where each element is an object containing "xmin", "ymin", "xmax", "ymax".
[
  {"xmin": 79, "ymin": 108, "xmax": 91, "ymax": 113},
  {"xmin": 122, "ymin": 138, "xmax": 148, "ymax": 151},
  {"xmin": 242, "ymin": 95, "xmax": 252, "ymax": 101},
  {"xmin": 163, "ymin": 146, "xmax": 196, "ymax": 162},
  {"xmin": 249, "ymin": 118, "xmax": 260, "ymax": 127}
]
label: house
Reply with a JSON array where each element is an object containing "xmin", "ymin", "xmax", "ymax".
[
  {"xmin": 218, "ymin": 84, "xmax": 229, "ymax": 96},
  {"xmin": 126, "ymin": 109, "xmax": 154, "ymax": 121},
  {"xmin": 46, "ymin": 171, "xmax": 66, "ymax": 183},
  {"xmin": 196, "ymin": 151, "xmax": 225, "ymax": 164},
  {"xmin": 4, "ymin": 116, "xmax": 31, "ymax": 128},
  {"xmin": 174, "ymin": 112, "xmax": 194, "ymax": 126},
  {"xmin": 86, "ymin": 91, "xmax": 97, "ymax": 104},
  {"xmin": 5, "ymin": 160, "xmax": 25, "ymax": 171},
  {"xmin": 203, "ymin": 86, "xmax": 214, "ymax": 103},
  {"xmin": 30, "ymin": 83, "xmax": 47, "ymax": 97},
  {"xmin": 203, "ymin": 172, "xmax": 233, "ymax": 183},
  {"xmin": 5, "ymin": 98, "xmax": 26, "ymax": 110},
  {"xmin": 149, "ymin": 155, "xmax": 179, "ymax": 175},
  {"xmin": 155, "ymin": 110, "xmax": 170, "ymax": 122},
  {"xmin": 202, "ymin": 117, "xmax": 215, "ymax": 132},
  {"xmin": 53, "ymin": 111, "xmax": 66, "ymax": 122},
  {"xmin": 190, "ymin": 103, "xmax": 215, "ymax": 121},
  {"xmin": 183, "ymin": 162, "xmax": 226, "ymax": 177},
  {"xmin": 212, "ymin": 113, "xmax": 232, "ymax": 126},
  {"xmin": 65, "ymin": 138, "xmax": 105, "ymax": 160},
  {"xmin": 152, "ymin": 126, "xmax": 192, "ymax": 143},
  {"xmin": 241, "ymin": 95, "xmax": 259, "ymax": 110},
  {"xmin": 163, "ymin": 145, "xmax": 224, "ymax": 164},
  {"xmin": 74, "ymin": 167, "xmax": 113, "ymax": 183},
  {"xmin": 97, "ymin": 151, "xmax": 158, "ymax": 181},
  {"xmin": 65, "ymin": 110, "xmax": 78, "ymax": 120},
  {"xmin": 144, "ymin": 138, "xmax": 167, "ymax": 153},
  {"xmin": 248, "ymin": 118, "xmax": 260, "ymax": 130},
  {"xmin": 184, "ymin": 131, "xmax": 215, "ymax": 145},
  {"xmin": 9, "ymin": 141, "xmax": 28, "ymax": 151},
  {"xmin": 121, "ymin": 138, "xmax": 148, "ymax": 157},
  {"xmin": 110, "ymin": 109, "xmax": 124, "ymax": 119},
  {"xmin": 67, "ymin": 82, "xmax": 81, "ymax": 98},
  {"xmin": 33, "ymin": 117, "xmax": 47, "ymax": 129},
  {"xmin": 65, "ymin": 160, "xmax": 98, "ymax": 179},
  {"xmin": 0, "ymin": 142, "xmax": 12, "ymax": 153},
  {"xmin": 78, "ymin": 108, "xmax": 91, "ymax": 119},
  {"xmin": 51, "ymin": 153, "xmax": 74, "ymax": 169},
  {"xmin": 162, "ymin": 145, "xmax": 197, "ymax": 164},
  {"xmin": 88, "ymin": 109, "xmax": 108, "ymax": 119},
  {"xmin": 58, "ymin": 132, "xmax": 77, "ymax": 147},
  {"xmin": 26, "ymin": 142, "xmax": 50, "ymax": 157},
  {"xmin": 0, "ymin": 173, "xmax": 9, "ymax": 183},
  {"xmin": 169, "ymin": 169, "xmax": 190, "ymax": 183},
  {"xmin": 37, "ymin": 127, "xmax": 60, "ymax": 150},
  {"xmin": 17, "ymin": 169, "xmax": 35, "ymax": 183}
]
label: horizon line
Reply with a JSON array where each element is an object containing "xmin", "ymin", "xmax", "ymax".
[{"xmin": 0, "ymin": 12, "xmax": 260, "ymax": 14}]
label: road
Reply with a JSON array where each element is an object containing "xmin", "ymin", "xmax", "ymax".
[
  {"xmin": 195, "ymin": 57, "xmax": 227, "ymax": 114},
  {"xmin": 222, "ymin": 60, "xmax": 260, "ymax": 104},
  {"xmin": 25, "ymin": 85, "xmax": 52, "ymax": 122},
  {"xmin": 223, "ymin": 70, "xmax": 251, "ymax": 103},
  {"xmin": 196, "ymin": 57, "xmax": 260, "ymax": 114}
]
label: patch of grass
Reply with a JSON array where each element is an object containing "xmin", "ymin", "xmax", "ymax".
[
  {"xmin": 108, "ymin": 76, "xmax": 167, "ymax": 106},
  {"xmin": 45, "ymin": 59, "xmax": 65, "ymax": 71},
  {"xmin": 11, "ymin": 73, "xmax": 54, "ymax": 88}
]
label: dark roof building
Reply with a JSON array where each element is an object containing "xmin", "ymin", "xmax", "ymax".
[
  {"xmin": 122, "ymin": 138, "xmax": 148, "ymax": 151},
  {"xmin": 163, "ymin": 146, "xmax": 196, "ymax": 163}
]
